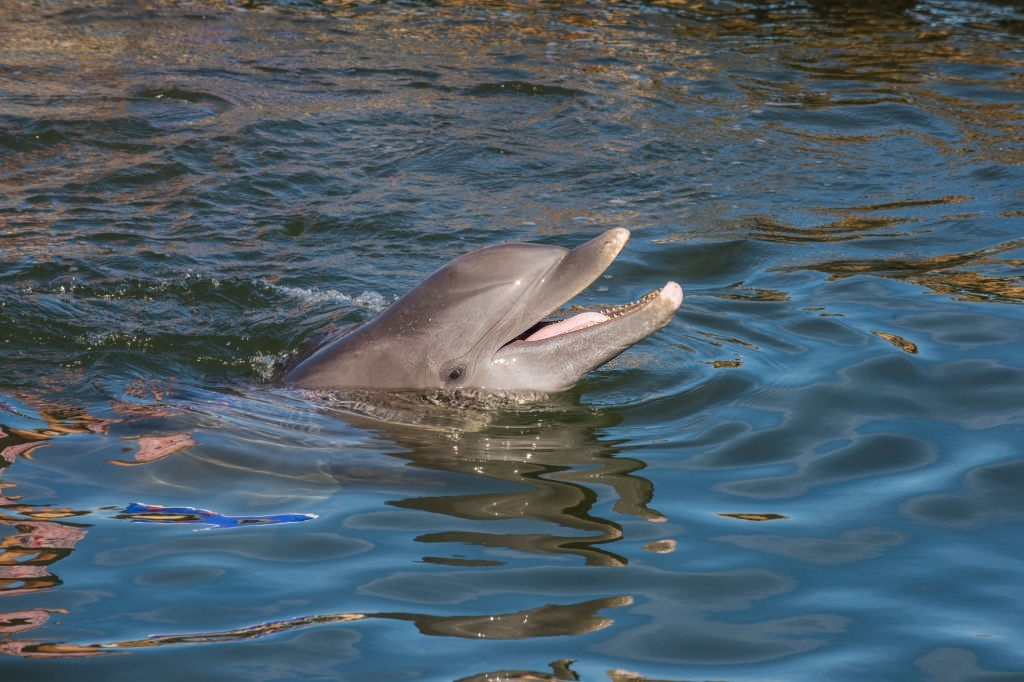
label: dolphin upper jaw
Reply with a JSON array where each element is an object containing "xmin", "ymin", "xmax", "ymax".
[{"xmin": 457, "ymin": 228, "xmax": 632, "ymax": 367}]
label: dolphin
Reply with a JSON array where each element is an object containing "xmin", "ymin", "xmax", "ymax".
[{"xmin": 281, "ymin": 228, "xmax": 682, "ymax": 394}]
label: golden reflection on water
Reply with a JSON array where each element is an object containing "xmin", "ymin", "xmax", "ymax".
[
  {"xmin": 3, "ymin": 0, "xmax": 1021, "ymax": 293},
  {"xmin": 717, "ymin": 512, "xmax": 789, "ymax": 522},
  {"xmin": 872, "ymin": 330, "xmax": 919, "ymax": 354},
  {"xmin": 1, "ymin": 589, "xmax": 631, "ymax": 659},
  {"xmin": 2, "ymin": 585, "xmax": 629, "ymax": 658},
  {"xmin": 798, "ymin": 237, "xmax": 1024, "ymax": 303}
]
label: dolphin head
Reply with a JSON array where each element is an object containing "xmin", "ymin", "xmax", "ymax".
[{"xmin": 282, "ymin": 228, "xmax": 682, "ymax": 394}]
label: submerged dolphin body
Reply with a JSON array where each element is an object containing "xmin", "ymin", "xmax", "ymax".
[{"xmin": 282, "ymin": 228, "xmax": 682, "ymax": 394}]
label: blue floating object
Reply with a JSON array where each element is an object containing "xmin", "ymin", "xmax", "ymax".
[{"xmin": 120, "ymin": 503, "xmax": 317, "ymax": 528}]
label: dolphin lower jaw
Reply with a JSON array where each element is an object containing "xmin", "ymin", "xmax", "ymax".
[{"xmin": 480, "ymin": 281, "xmax": 683, "ymax": 392}]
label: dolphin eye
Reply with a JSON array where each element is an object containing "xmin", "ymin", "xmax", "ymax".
[{"xmin": 445, "ymin": 366, "xmax": 465, "ymax": 384}]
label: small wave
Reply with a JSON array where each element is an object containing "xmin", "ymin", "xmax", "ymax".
[
  {"xmin": 261, "ymin": 281, "xmax": 389, "ymax": 311},
  {"xmin": 248, "ymin": 353, "xmax": 283, "ymax": 382}
]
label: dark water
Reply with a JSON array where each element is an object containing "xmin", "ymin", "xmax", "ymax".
[{"xmin": 2, "ymin": 0, "xmax": 1024, "ymax": 679}]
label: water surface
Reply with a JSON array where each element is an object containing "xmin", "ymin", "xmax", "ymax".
[{"xmin": 2, "ymin": 1, "xmax": 1023, "ymax": 680}]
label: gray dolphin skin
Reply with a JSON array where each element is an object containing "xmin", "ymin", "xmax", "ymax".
[{"xmin": 283, "ymin": 228, "xmax": 682, "ymax": 394}]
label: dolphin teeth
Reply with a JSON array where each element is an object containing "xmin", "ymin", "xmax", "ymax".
[
  {"xmin": 596, "ymin": 287, "xmax": 662, "ymax": 319},
  {"xmin": 525, "ymin": 287, "xmax": 666, "ymax": 341}
]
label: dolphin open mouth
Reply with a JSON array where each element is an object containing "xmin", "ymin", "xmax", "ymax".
[
  {"xmin": 489, "ymin": 227, "xmax": 683, "ymax": 382},
  {"xmin": 520, "ymin": 283, "xmax": 683, "ymax": 343},
  {"xmin": 511, "ymin": 282, "xmax": 683, "ymax": 346}
]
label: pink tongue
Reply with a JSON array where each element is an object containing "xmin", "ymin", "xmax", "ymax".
[{"xmin": 525, "ymin": 312, "xmax": 609, "ymax": 342}]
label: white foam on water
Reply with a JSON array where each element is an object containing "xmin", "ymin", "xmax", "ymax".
[{"xmin": 261, "ymin": 280, "xmax": 390, "ymax": 312}]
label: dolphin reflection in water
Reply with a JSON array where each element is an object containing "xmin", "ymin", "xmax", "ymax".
[
  {"xmin": 280, "ymin": 228, "xmax": 682, "ymax": 394},
  {"xmin": 1, "ymin": 401, "xmax": 652, "ymax": 658},
  {"xmin": 0, "ymin": 391, "xmax": 669, "ymax": 658}
]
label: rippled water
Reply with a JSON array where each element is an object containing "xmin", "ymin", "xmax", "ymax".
[{"xmin": 2, "ymin": 1, "xmax": 1023, "ymax": 680}]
